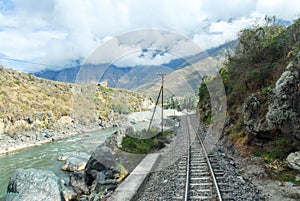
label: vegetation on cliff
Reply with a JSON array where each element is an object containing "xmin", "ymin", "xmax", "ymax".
[
  {"xmin": 0, "ymin": 66, "xmax": 152, "ymax": 135},
  {"xmin": 198, "ymin": 17, "xmax": 300, "ymax": 182}
]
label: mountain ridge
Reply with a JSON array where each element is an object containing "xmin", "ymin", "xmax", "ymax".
[{"xmin": 33, "ymin": 41, "xmax": 236, "ymax": 94}]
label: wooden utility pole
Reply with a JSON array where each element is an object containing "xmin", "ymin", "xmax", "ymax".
[
  {"xmin": 148, "ymin": 72, "xmax": 167, "ymax": 134},
  {"xmin": 157, "ymin": 72, "xmax": 167, "ymax": 134}
]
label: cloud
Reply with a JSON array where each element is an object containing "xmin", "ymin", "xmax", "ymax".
[
  {"xmin": 124, "ymin": 0, "xmax": 204, "ymax": 32},
  {"xmin": 0, "ymin": 0, "xmax": 299, "ymax": 72},
  {"xmin": 193, "ymin": 17, "xmax": 255, "ymax": 49},
  {"xmin": 86, "ymin": 29, "xmax": 203, "ymax": 67},
  {"xmin": 255, "ymin": 0, "xmax": 300, "ymax": 20},
  {"xmin": 11, "ymin": 0, "xmax": 54, "ymax": 15},
  {"xmin": 201, "ymin": 0, "xmax": 257, "ymax": 20},
  {"xmin": 114, "ymin": 50, "xmax": 176, "ymax": 67}
]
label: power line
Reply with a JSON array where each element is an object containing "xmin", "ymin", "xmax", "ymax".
[{"xmin": 0, "ymin": 56, "xmax": 66, "ymax": 69}]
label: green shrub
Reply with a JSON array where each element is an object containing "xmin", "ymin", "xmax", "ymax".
[
  {"xmin": 112, "ymin": 102, "xmax": 130, "ymax": 114},
  {"xmin": 121, "ymin": 130, "xmax": 173, "ymax": 154},
  {"xmin": 121, "ymin": 135, "xmax": 153, "ymax": 154}
]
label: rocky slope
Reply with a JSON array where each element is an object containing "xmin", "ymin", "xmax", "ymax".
[
  {"xmin": 198, "ymin": 17, "xmax": 300, "ymax": 188},
  {"xmin": 244, "ymin": 62, "xmax": 300, "ymax": 147},
  {"xmin": 0, "ymin": 66, "xmax": 153, "ymax": 153}
]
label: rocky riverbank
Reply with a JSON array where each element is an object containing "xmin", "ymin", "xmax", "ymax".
[
  {"xmin": 4, "ymin": 120, "xmax": 137, "ymax": 200},
  {"xmin": 0, "ymin": 106, "xmax": 168, "ymax": 156},
  {"xmin": 0, "ymin": 115, "xmax": 124, "ymax": 155}
]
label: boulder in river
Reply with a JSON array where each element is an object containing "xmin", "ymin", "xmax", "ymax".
[
  {"xmin": 6, "ymin": 168, "xmax": 64, "ymax": 201},
  {"xmin": 59, "ymin": 152, "xmax": 90, "ymax": 172}
]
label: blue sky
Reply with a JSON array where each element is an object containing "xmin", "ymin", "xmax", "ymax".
[{"xmin": 0, "ymin": 0, "xmax": 299, "ymax": 72}]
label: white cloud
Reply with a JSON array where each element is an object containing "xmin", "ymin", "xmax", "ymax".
[
  {"xmin": 201, "ymin": 0, "xmax": 257, "ymax": 20},
  {"xmin": 124, "ymin": 0, "xmax": 204, "ymax": 32},
  {"xmin": 0, "ymin": 29, "xmax": 63, "ymax": 58},
  {"xmin": 86, "ymin": 29, "xmax": 203, "ymax": 67},
  {"xmin": 255, "ymin": 0, "xmax": 300, "ymax": 20},
  {"xmin": 0, "ymin": 0, "xmax": 299, "ymax": 72},
  {"xmin": 193, "ymin": 17, "xmax": 254, "ymax": 49},
  {"xmin": 114, "ymin": 50, "xmax": 176, "ymax": 67}
]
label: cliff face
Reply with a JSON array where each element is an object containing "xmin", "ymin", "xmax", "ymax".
[
  {"xmin": 198, "ymin": 17, "xmax": 300, "ymax": 153},
  {"xmin": 266, "ymin": 63, "xmax": 300, "ymax": 141},
  {"xmin": 243, "ymin": 61, "xmax": 300, "ymax": 147},
  {"xmin": 0, "ymin": 66, "xmax": 152, "ymax": 136}
]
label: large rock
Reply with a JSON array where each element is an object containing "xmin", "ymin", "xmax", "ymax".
[
  {"xmin": 242, "ymin": 93, "xmax": 279, "ymax": 145},
  {"xmin": 84, "ymin": 145, "xmax": 127, "ymax": 193},
  {"xmin": 243, "ymin": 62, "xmax": 300, "ymax": 147},
  {"xmin": 59, "ymin": 152, "xmax": 90, "ymax": 172},
  {"xmin": 287, "ymin": 151, "xmax": 300, "ymax": 172},
  {"xmin": 84, "ymin": 145, "xmax": 118, "ymax": 186},
  {"xmin": 6, "ymin": 168, "xmax": 64, "ymax": 201},
  {"xmin": 243, "ymin": 94, "xmax": 262, "ymax": 133},
  {"xmin": 0, "ymin": 119, "xmax": 4, "ymax": 134},
  {"xmin": 58, "ymin": 116, "xmax": 74, "ymax": 126},
  {"xmin": 69, "ymin": 172, "xmax": 89, "ymax": 196},
  {"xmin": 266, "ymin": 62, "xmax": 300, "ymax": 142},
  {"xmin": 106, "ymin": 126, "xmax": 134, "ymax": 148}
]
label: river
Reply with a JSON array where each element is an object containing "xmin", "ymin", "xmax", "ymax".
[{"xmin": 0, "ymin": 128, "xmax": 117, "ymax": 199}]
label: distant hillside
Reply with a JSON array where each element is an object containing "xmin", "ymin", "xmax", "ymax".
[
  {"xmin": 0, "ymin": 66, "xmax": 152, "ymax": 136},
  {"xmin": 159, "ymin": 44, "xmax": 228, "ymax": 71},
  {"xmin": 34, "ymin": 64, "xmax": 132, "ymax": 86},
  {"xmin": 117, "ymin": 65, "xmax": 173, "ymax": 90},
  {"xmin": 33, "ymin": 41, "xmax": 236, "ymax": 96}
]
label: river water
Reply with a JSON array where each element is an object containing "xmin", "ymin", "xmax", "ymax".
[{"xmin": 0, "ymin": 128, "xmax": 117, "ymax": 199}]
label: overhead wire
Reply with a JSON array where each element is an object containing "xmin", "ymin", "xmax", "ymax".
[{"xmin": 0, "ymin": 56, "xmax": 66, "ymax": 69}]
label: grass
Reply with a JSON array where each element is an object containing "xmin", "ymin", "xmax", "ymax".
[
  {"xmin": 253, "ymin": 137, "xmax": 294, "ymax": 163},
  {"xmin": 121, "ymin": 130, "xmax": 173, "ymax": 154},
  {"xmin": 228, "ymin": 130, "xmax": 253, "ymax": 155},
  {"xmin": 253, "ymin": 136, "xmax": 300, "ymax": 185},
  {"xmin": 268, "ymin": 170, "xmax": 300, "ymax": 185}
]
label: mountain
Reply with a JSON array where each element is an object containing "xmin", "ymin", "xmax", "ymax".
[
  {"xmin": 34, "ymin": 65, "xmax": 132, "ymax": 85},
  {"xmin": 33, "ymin": 41, "xmax": 236, "ymax": 99},
  {"xmin": 162, "ymin": 40, "xmax": 237, "ymax": 69},
  {"xmin": 116, "ymin": 65, "xmax": 174, "ymax": 90}
]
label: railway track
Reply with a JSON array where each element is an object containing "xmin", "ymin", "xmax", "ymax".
[
  {"xmin": 173, "ymin": 117, "xmax": 233, "ymax": 201},
  {"xmin": 135, "ymin": 115, "xmax": 263, "ymax": 200}
]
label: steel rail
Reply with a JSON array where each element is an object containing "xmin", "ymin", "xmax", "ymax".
[
  {"xmin": 187, "ymin": 116, "xmax": 223, "ymax": 201},
  {"xmin": 184, "ymin": 117, "xmax": 191, "ymax": 201}
]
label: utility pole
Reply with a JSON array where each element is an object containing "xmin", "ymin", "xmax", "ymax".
[
  {"xmin": 147, "ymin": 72, "xmax": 167, "ymax": 135},
  {"xmin": 157, "ymin": 72, "xmax": 167, "ymax": 134}
]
